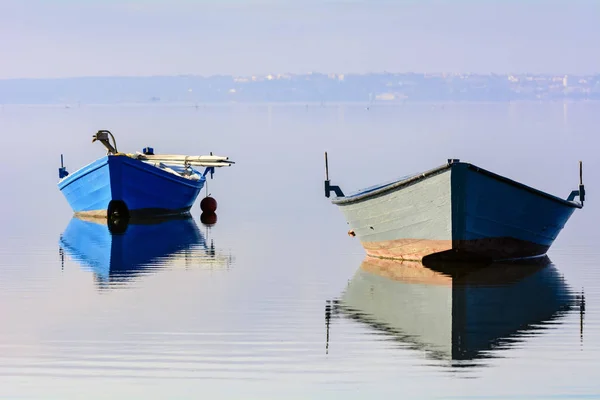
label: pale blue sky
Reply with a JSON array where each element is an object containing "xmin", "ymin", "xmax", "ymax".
[{"xmin": 1, "ymin": 0, "xmax": 598, "ymax": 78}]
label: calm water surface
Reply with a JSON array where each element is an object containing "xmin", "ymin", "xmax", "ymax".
[{"xmin": 1, "ymin": 102, "xmax": 599, "ymax": 399}]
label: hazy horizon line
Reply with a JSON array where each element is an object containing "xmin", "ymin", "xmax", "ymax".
[{"xmin": 2, "ymin": 71, "xmax": 597, "ymax": 81}]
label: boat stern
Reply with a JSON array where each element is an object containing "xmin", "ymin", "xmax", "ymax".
[{"xmin": 446, "ymin": 161, "xmax": 582, "ymax": 261}]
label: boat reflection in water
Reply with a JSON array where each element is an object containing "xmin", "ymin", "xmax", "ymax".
[
  {"xmin": 59, "ymin": 215, "xmax": 233, "ymax": 289},
  {"xmin": 328, "ymin": 256, "xmax": 582, "ymax": 366}
]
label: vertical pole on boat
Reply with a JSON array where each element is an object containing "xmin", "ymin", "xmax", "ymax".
[
  {"xmin": 324, "ymin": 152, "xmax": 330, "ymax": 198},
  {"xmin": 58, "ymin": 154, "xmax": 69, "ymax": 179},
  {"xmin": 579, "ymin": 161, "xmax": 585, "ymax": 204},
  {"xmin": 324, "ymin": 152, "xmax": 345, "ymax": 198}
]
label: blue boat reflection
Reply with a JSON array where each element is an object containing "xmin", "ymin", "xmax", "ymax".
[
  {"xmin": 327, "ymin": 256, "xmax": 582, "ymax": 366},
  {"xmin": 59, "ymin": 215, "xmax": 232, "ymax": 287}
]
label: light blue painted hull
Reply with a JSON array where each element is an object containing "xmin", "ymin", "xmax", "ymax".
[
  {"xmin": 58, "ymin": 155, "xmax": 205, "ymax": 218},
  {"xmin": 59, "ymin": 216, "xmax": 206, "ymax": 282}
]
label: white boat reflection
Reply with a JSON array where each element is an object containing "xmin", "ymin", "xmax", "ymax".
[{"xmin": 328, "ymin": 256, "xmax": 582, "ymax": 365}]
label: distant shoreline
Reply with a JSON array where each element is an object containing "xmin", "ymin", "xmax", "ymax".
[
  {"xmin": 1, "ymin": 73, "xmax": 599, "ymax": 104},
  {"xmin": 3, "ymin": 100, "xmax": 600, "ymax": 108}
]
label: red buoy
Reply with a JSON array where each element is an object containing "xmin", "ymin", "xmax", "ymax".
[
  {"xmin": 200, "ymin": 212, "xmax": 217, "ymax": 226},
  {"xmin": 200, "ymin": 196, "xmax": 217, "ymax": 213}
]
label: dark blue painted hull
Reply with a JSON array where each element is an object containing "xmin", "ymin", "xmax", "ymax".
[
  {"xmin": 58, "ymin": 155, "xmax": 205, "ymax": 218},
  {"xmin": 59, "ymin": 216, "xmax": 206, "ymax": 282},
  {"xmin": 446, "ymin": 163, "xmax": 579, "ymax": 261}
]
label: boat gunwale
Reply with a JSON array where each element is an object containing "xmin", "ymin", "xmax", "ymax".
[
  {"xmin": 331, "ymin": 163, "xmax": 451, "ymax": 205},
  {"xmin": 331, "ymin": 162, "xmax": 583, "ymax": 209}
]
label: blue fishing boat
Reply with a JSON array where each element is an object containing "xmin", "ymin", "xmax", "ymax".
[
  {"xmin": 58, "ymin": 130, "xmax": 234, "ymax": 219},
  {"xmin": 59, "ymin": 215, "xmax": 232, "ymax": 285},
  {"xmin": 325, "ymin": 155, "xmax": 586, "ymax": 262},
  {"xmin": 328, "ymin": 256, "xmax": 579, "ymax": 363}
]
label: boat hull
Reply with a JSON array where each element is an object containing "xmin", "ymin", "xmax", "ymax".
[
  {"xmin": 332, "ymin": 162, "xmax": 580, "ymax": 262},
  {"xmin": 58, "ymin": 155, "xmax": 205, "ymax": 218}
]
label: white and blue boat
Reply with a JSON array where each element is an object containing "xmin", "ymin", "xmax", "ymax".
[
  {"xmin": 325, "ymin": 155, "xmax": 586, "ymax": 262},
  {"xmin": 58, "ymin": 130, "xmax": 234, "ymax": 219}
]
